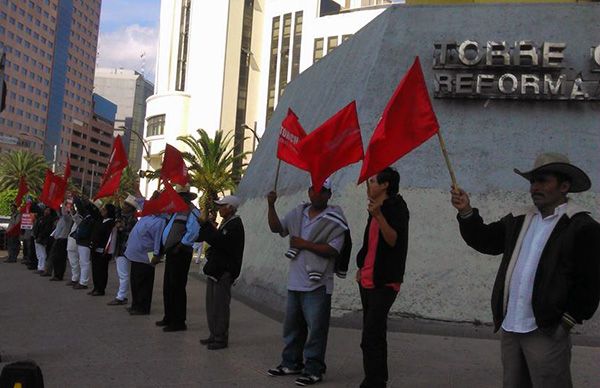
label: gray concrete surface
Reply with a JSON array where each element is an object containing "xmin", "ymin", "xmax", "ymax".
[
  {"xmin": 235, "ymin": 3, "xmax": 600, "ymax": 335},
  {"xmin": 1, "ymin": 259, "xmax": 599, "ymax": 387}
]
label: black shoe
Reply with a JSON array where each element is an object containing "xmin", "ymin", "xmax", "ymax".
[
  {"xmin": 4, "ymin": 259, "xmax": 16, "ymax": 263},
  {"xmin": 267, "ymin": 365, "xmax": 303, "ymax": 377},
  {"xmin": 107, "ymin": 298, "xmax": 128, "ymax": 306},
  {"xmin": 73, "ymin": 284, "xmax": 88, "ymax": 290},
  {"xmin": 129, "ymin": 309, "xmax": 149, "ymax": 316},
  {"xmin": 90, "ymin": 290, "xmax": 105, "ymax": 296},
  {"xmin": 162, "ymin": 324, "xmax": 187, "ymax": 332},
  {"xmin": 40, "ymin": 272, "xmax": 51, "ymax": 277},
  {"xmin": 199, "ymin": 337, "xmax": 215, "ymax": 345},
  {"xmin": 65, "ymin": 280, "xmax": 77, "ymax": 286},
  {"xmin": 155, "ymin": 320, "xmax": 169, "ymax": 327},
  {"xmin": 207, "ymin": 342, "xmax": 228, "ymax": 350},
  {"xmin": 295, "ymin": 374, "xmax": 322, "ymax": 386},
  {"xmin": 49, "ymin": 277, "xmax": 62, "ymax": 281}
]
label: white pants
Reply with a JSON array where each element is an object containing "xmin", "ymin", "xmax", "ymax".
[
  {"xmin": 77, "ymin": 245, "xmax": 91, "ymax": 286},
  {"xmin": 67, "ymin": 249, "xmax": 80, "ymax": 282},
  {"xmin": 115, "ymin": 256, "xmax": 130, "ymax": 300},
  {"xmin": 35, "ymin": 242, "xmax": 47, "ymax": 271}
]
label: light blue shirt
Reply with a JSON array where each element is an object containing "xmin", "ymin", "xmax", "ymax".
[
  {"xmin": 125, "ymin": 215, "xmax": 166, "ymax": 264},
  {"xmin": 502, "ymin": 203, "xmax": 567, "ymax": 333},
  {"xmin": 162, "ymin": 208, "xmax": 201, "ymax": 247}
]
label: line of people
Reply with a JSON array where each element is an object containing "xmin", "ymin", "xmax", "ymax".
[{"xmin": 3, "ymin": 152, "xmax": 599, "ymax": 388}]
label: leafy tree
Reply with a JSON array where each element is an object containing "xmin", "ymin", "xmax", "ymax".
[
  {"xmin": 0, "ymin": 150, "xmax": 48, "ymax": 195},
  {"xmin": 0, "ymin": 189, "xmax": 18, "ymax": 215},
  {"xmin": 177, "ymin": 129, "xmax": 248, "ymax": 213}
]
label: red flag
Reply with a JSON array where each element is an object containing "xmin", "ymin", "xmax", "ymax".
[
  {"xmin": 14, "ymin": 176, "xmax": 28, "ymax": 207},
  {"xmin": 105, "ymin": 135, "xmax": 128, "ymax": 177},
  {"xmin": 64, "ymin": 158, "xmax": 71, "ymax": 181},
  {"xmin": 298, "ymin": 101, "xmax": 364, "ymax": 192},
  {"xmin": 140, "ymin": 183, "xmax": 189, "ymax": 216},
  {"xmin": 358, "ymin": 57, "xmax": 439, "ymax": 184},
  {"xmin": 277, "ymin": 108, "xmax": 308, "ymax": 170},
  {"xmin": 94, "ymin": 136, "xmax": 129, "ymax": 200},
  {"xmin": 160, "ymin": 144, "xmax": 189, "ymax": 185},
  {"xmin": 93, "ymin": 169, "xmax": 123, "ymax": 200},
  {"xmin": 39, "ymin": 170, "xmax": 67, "ymax": 210}
]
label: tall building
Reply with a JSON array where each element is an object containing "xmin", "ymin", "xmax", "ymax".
[
  {"xmin": 141, "ymin": 0, "xmax": 393, "ymax": 195},
  {"xmin": 94, "ymin": 68, "xmax": 154, "ymax": 171},
  {"xmin": 0, "ymin": 0, "xmax": 105, "ymax": 185}
]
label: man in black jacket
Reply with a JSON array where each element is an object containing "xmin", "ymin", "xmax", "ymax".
[
  {"xmin": 451, "ymin": 153, "xmax": 600, "ymax": 388},
  {"xmin": 198, "ymin": 195, "xmax": 245, "ymax": 350}
]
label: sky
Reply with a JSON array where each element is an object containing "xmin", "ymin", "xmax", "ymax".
[{"xmin": 97, "ymin": 0, "xmax": 161, "ymax": 84}]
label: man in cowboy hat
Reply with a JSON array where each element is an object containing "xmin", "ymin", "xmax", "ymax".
[
  {"xmin": 156, "ymin": 184, "xmax": 201, "ymax": 332},
  {"xmin": 107, "ymin": 195, "xmax": 139, "ymax": 306},
  {"xmin": 450, "ymin": 152, "xmax": 600, "ymax": 387}
]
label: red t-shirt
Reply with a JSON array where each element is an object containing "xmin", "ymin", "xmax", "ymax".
[{"xmin": 360, "ymin": 218, "xmax": 401, "ymax": 291}]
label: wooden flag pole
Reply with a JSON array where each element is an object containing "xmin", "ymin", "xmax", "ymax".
[
  {"xmin": 274, "ymin": 160, "xmax": 282, "ymax": 191},
  {"xmin": 436, "ymin": 130, "xmax": 458, "ymax": 190}
]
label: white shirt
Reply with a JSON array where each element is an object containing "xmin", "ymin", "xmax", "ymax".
[{"xmin": 502, "ymin": 203, "xmax": 567, "ymax": 333}]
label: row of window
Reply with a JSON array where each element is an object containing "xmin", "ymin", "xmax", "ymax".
[
  {"xmin": 2, "ymin": 0, "xmax": 56, "ymax": 25},
  {"xmin": 0, "ymin": 118, "xmax": 44, "ymax": 139},
  {"xmin": 147, "ymin": 115, "xmax": 165, "ymax": 137},
  {"xmin": 8, "ymin": 91, "xmax": 48, "ymax": 112},
  {"xmin": 6, "ymin": 73, "xmax": 50, "ymax": 94},
  {"xmin": 313, "ymin": 34, "xmax": 352, "ymax": 63},
  {"xmin": 4, "ymin": 15, "xmax": 55, "ymax": 50},
  {"xmin": 0, "ymin": 38, "xmax": 53, "ymax": 62},
  {"xmin": 3, "ymin": 104, "xmax": 46, "ymax": 124}
]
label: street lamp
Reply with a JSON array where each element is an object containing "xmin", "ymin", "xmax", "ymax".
[
  {"xmin": 118, "ymin": 126, "xmax": 153, "ymax": 197},
  {"xmin": 241, "ymin": 122, "xmax": 260, "ymax": 152},
  {"xmin": 19, "ymin": 132, "xmax": 58, "ymax": 172}
]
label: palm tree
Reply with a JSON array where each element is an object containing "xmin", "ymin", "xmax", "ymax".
[
  {"xmin": 177, "ymin": 129, "xmax": 248, "ymax": 212},
  {"xmin": 0, "ymin": 150, "xmax": 48, "ymax": 195}
]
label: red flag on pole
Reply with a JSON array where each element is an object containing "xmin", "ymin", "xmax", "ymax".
[
  {"xmin": 298, "ymin": 101, "xmax": 364, "ymax": 192},
  {"xmin": 277, "ymin": 108, "xmax": 308, "ymax": 171},
  {"xmin": 160, "ymin": 144, "xmax": 189, "ymax": 185},
  {"xmin": 39, "ymin": 170, "xmax": 67, "ymax": 210},
  {"xmin": 15, "ymin": 176, "xmax": 28, "ymax": 207},
  {"xmin": 140, "ymin": 183, "xmax": 189, "ymax": 216},
  {"xmin": 358, "ymin": 57, "xmax": 439, "ymax": 184},
  {"xmin": 64, "ymin": 158, "xmax": 71, "ymax": 181},
  {"xmin": 93, "ymin": 169, "xmax": 123, "ymax": 200},
  {"xmin": 94, "ymin": 136, "xmax": 129, "ymax": 200}
]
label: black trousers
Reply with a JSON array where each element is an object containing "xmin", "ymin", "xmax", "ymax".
[
  {"xmin": 359, "ymin": 286, "xmax": 398, "ymax": 388},
  {"xmin": 47, "ymin": 239, "xmax": 68, "ymax": 279},
  {"xmin": 25, "ymin": 237, "xmax": 37, "ymax": 268},
  {"xmin": 91, "ymin": 252, "xmax": 110, "ymax": 293},
  {"xmin": 206, "ymin": 272, "xmax": 233, "ymax": 344},
  {"xmin": 162, "ymin": 248, "xmax": 192, "ymax": 326},
  {"xmin": 131, "ymin": 261, "xmax": 155, "ymax": 313}
]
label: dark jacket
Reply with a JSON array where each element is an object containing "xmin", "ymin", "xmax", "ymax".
[
  {"xmin": 74, "ymin": 214, "xmax": 96, "ymax": 247},
  {"xmin": 457, "ymin": 204, "xmax": 600, "ymax": 333},
  {"xmin": 90, "ymin": 218, "xmax": 116, "ymax": 254},
  {"xmin": 115, "ymin": 212, "xmax": 137, "ymax": 257},
  {"xmin": 356, "ymin": 195, "xmax": 410, "ymax": 286},
  {"xmin": 200, "ymin": 216, "xmax": 245, "ymax": 280},
  {"xmin": 33, "ymin": 212, "xmax": 57, "ymax": 246}
]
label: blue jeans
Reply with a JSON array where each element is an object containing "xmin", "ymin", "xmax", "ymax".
[{"xmin": 281, "ymin": 286, "xmax": 332, "ymax": 377}]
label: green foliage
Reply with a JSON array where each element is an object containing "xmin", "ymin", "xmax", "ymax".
[
  {"xmin": 0, "ymin": 189, "xmax": 18, "ymax": 215},
  {"xmin": 108, "ymin": 167, "xmax": 140, "ymax": 207},
  {"xmin": 0, "ymin": 150, "xmax": 48, "ymax": 195},
  {"xmin": 177, "ymin": 129, "xmax": 248, "ymax": 212}
]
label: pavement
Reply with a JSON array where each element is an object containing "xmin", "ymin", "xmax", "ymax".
[{"xmin": 1, "ymin": 258, "xmax": 599, "ymax": 388}]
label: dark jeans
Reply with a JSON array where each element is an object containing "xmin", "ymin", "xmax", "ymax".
[
  {"xmin": 7, "ymin": 236, "xmax": 20, "ymax": 261},
  {"xmin": 131, "ymin": 261, "xmax": 155, "ymax": 313},
  {"xmin": 281, "ymin": 286, "xmax": 332, "ymax": 377},
  {"xmin": 206, "ymin": 272, "xmax": 233, "ymax": 344},
  {"xmin": 359, "ymin": 286, "xmax": 398, "ymax": 388},
  {"xmin": 25, "ymin": 237, "xmax": 37, "ymax": 267},
  {"xmin": 91, "ymin": 252, "xmax": 110, "ymax": 293},
  {"xmin": 162, "ymin": 248, "xmax": 192, "ymax": 326},
  {"xmin": 47, "ymin": 239, "xmax": 68, "ymax": 279}
]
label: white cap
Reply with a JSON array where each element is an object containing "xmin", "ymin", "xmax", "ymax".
[
  {"xmin": 123, "ymin": 195, "xmax": 140, "ymax": 210},
  {"xmin": 310, "ymin": 178, "xmax": 332, "ymax": 191},
  {"xmin": 214, "ymin": 195, "xmax": 241, "ymax": 209}
]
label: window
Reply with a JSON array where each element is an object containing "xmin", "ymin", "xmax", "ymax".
[
  {"xmin": 146, "ymin": 114, "xmax": 165, "ymax": 137},
  {"xmin": 265, "ymin": 16, "xmax": 280, "ymax": 124},
  {"xmin": 313, "ymin": 38, "xmax": 324, "ymax": 63},
  {"xmin": 175, "ymin": 0, "xmax": 191, "ymax": 91},
  {"xmin": 290, "ymin": 11, "xmax": 303, "ymax": 80},
  {"xmin": 327, "ymin": 36, "xmax": 339, "ymax": 54},
  {"xmin": 278, "ymin": 13, "xmax": 292, "ymax": 97}
]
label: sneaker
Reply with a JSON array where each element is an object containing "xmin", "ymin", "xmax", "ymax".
[
  {"xmin": 295, "ymin": 374, "xmax": 322, "ymax": 386},
  {"xmin": 267, "ymin": 365, "xmax": 303, "ymax": 377}
]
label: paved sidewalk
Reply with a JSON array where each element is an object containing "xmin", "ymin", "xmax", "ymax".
[{"xmin": 1, "ymin": 259, "xmax": 599, "ymax": 387}]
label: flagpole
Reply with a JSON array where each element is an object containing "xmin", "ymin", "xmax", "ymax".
[
  {"xmin": 274, "ymin": 160, "xmax": 281, "ymax": 191},
  {"xmin": 436, "ymin": 130, "xmax": 458, "ymax": 190}
]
